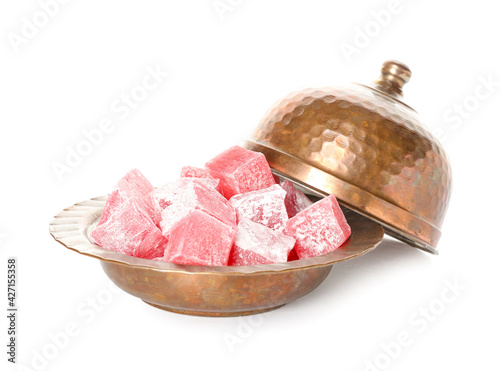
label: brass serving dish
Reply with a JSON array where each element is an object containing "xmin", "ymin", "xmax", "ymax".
[
  {"xmin": 49, "ymin": 196, "xmax": 383, "ymax": 317},
  {"xmin": 244, "ymin": 61, "xmax": 452, "ymax": 253}
]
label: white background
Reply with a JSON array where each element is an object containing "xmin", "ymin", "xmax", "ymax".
[{"xmin": 1, "ymin": 1, "xmax": 499, "ymax": 370}]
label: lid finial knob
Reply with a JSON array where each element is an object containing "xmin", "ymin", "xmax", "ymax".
[{"xmin": 373, "ymin": 60, "xmax": 411, "ymax": 98}]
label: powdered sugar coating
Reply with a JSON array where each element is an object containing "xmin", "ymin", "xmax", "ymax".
[
  {"xmin": 205, "ymin": 145, "xmax": 276, "ymax": 199},
  {"xmin": 180, "ymin": 166, "xmax": 213, "ymax": 179},
  {"xmin": 99, "ymin": 169, "xmax": 158, "ymax": 225},
  {"xmin": 281, "ymin": 180, "xmax": 313, "ymax": 218},
  {"xmin": 229, "ymin": 245, "xmax": 273, "ymax": 266},
  {"xmin": 116, "ymin": 168, "xmax": 153, "ymax": 195},
  {"xmin": 180, "ymin": 166, "xmax": 223, "ymax": 195},
  {"xmin": 152, "ymin": 177, "xmax": 220, "ymax": 216},
  {"xmin": 230, "ymin": 218, "xmax": 295, "ymax": 266},
  {"xmin": 160, "ymin": 203, "xmax": 192, "ymax": 238},
  {"xmin": 92, "ymin": 197, "xmax": 167, "ymax": 259},
  {"xmin": 285, "ymin": 195, "xmax": 351, "ymax": 259},
  {"xmin": 159, "ymin": 181, "xmax": 236, "ymax": 237},
  {"xmin": 229, "ymin": 184, "xmax": 288, "ymax": 232}
]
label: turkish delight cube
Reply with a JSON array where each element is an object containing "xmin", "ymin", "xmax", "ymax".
[
  {"xmin": 281, "ymin": 180, "xmax": 313, "ymax": 218},
  {"xmin": 92, "ymin": 197, "xmax": 167, "ymax": 259},
  {"xmin": 229, "ymin": 184, "xmax": 288, "ymax": 232},
  {"xmin": 152, "ymin": 177, "xmax": 220, "ymax": 216},
  {"xmin": 159, "ymin": 181, "xmax": 236, "ymax": 237},
  {"xmin": 285, "ymin": 195, "xmax": 351, "ymax": 259},
  {"xmin": 229, "ymin": 218, "xmax": 295, "ymax": 266},
  {"xmin": 166, "ymin": 210, "xmax": 236, "ymax": 266},
  {"xmin": 205, "ymin": 145, "xmax": 276, "ymax": 199},
  {"xmin": 98, "ymin": 169, "xmax": 158, "ymax": 226}
]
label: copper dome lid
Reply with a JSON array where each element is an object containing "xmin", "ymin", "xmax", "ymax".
[{"xmin": 243, "ymin": 61, "xmax": 452, "ymax": 254}]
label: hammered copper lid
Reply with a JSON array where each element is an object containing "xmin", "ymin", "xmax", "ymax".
[{"xmin": 243, "ymin": 61, "xmax": 452, "ymax": 254}]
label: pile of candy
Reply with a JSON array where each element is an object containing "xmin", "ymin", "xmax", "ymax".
[{"xmin": 91, "ymin": 146, "xmax": 351, "ymax": 266}]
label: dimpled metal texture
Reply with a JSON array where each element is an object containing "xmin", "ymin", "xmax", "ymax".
[{"xmin": 244, "ymin": 61, "xmax": 452, "ymax": 253}]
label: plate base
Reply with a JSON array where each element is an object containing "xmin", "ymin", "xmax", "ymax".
[{"xmin": 143, "ymin": 301, "xmax": 285, "ymax": 317}]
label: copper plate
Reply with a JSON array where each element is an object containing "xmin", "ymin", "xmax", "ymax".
[{"xmin": 49, "ymin": 196, "xmax": 384, "ymax": 317}]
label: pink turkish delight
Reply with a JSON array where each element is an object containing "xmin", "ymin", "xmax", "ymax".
[
  {"xmin": 285, "ymin": 195, "xmax": 351, "ymax": 259},
  {"xmin": 229, "ymin": 219, "xmax": 295, "ymax": 266},
  {"xmin": 180, "ymin": 166, "xmax": 223, "ymax": 195},
  {"xmin": 281, "ymin": 180, "xmax": 313, "ymax": 218},
  {"xmin": 166, "ymin": 210, "xmax": 236, "ymax": 266},
  {"xmin": 205, "ymin": 146, "xmax": 276, "ymax": 199},
  {"xmin": 116, "ymin": 168, "xmax": 153, "ymax": 196},
  {"xmin": 98, "ymin": 169, "xmax": 159, "ymax": 226},
  {"xmin": 287, "ymin": 248, "xmax": 299, "ymax": 262},
  {"xmin": 180, "ymin": 166, "xmax": 213, "ymax": 179},
  {"xmin": 92, "ymin": 197, "xmax": 167, "ymax": 259},
  {"xmin": 229, "ymin": 247, "xmax": 274, "ymax": 266},
  {"xmin": 229, "ymin": 184, "xmax": 288, "ymax": 232},
  {"xmin": 160, "ymin": 181, "xmax": 236, "ymax": 237},
  {"xmin": 90, "ymin": 145, "xmax": 353, "ymax": 266},
  {"xmin": 152, "ymin": 177, "xmax": 220, "ymax": 215}
]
